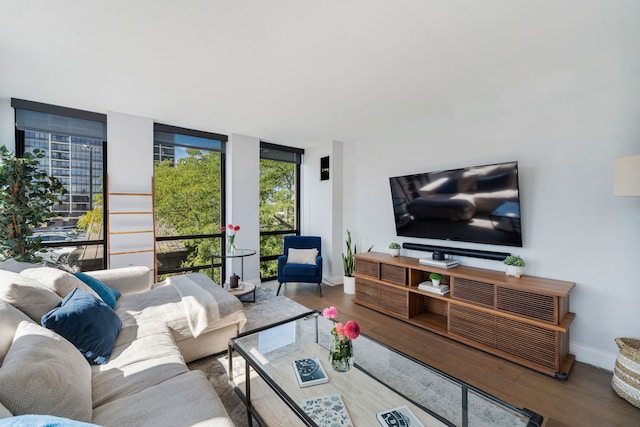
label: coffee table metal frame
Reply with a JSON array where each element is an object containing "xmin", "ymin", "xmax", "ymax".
[{"xmin": 228, "ymin": 311, "xmax": 543, "ymax": 427}]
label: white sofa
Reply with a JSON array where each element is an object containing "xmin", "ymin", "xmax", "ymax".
[{"xmin": 0, "ymin": 260, "xmax": 247, "ymax": 426}]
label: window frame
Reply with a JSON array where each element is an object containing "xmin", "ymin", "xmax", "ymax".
[
  {"xmin": 259, "ymin": 141, "xmax": 304, "ymax": 281},
  {"xmin": 12, "ymin": 98, "xmax": 108, "ymax": 270},
  {"xmin": 153, "ymin": 123, "xmax": 228, "ymax": 279}
]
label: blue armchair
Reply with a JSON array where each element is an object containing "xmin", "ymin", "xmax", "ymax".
[{"xmin": 277, "ymin": 236, "xmax": 323, "ymax": 296}]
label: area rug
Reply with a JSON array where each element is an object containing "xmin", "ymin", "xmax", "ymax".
[
  {"xmin": 188, "ymin": 286, "xmax": 310, "ymax": 427},
  {"xmin": 188, "ymin": 287, "xmax": 527, "ymax": 427}
]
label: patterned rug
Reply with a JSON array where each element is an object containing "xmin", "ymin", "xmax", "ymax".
[
  {"xmin": 188, "ymin": 287, "xmax": 523, "ymax": 426},
  {"xmin": 188, "ymin": 286, "xmax": 310, "ymax": 426}
]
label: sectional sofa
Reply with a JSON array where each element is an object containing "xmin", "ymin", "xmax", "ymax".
[{"xmin": 0, "ymin": 260, "xmax": 247, "ymax": 426}]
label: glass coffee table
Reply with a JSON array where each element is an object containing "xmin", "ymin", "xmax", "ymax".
[{"xmin": 229, "ymin": 311, "xmax": 542, "ymax": 427}]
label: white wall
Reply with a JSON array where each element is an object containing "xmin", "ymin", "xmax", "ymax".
[
  {"xmin": 0, "ymin": 99, "xmax": 14, "ymax": 152},
  {"xmin": 335, "ymin": 59, "xmax": 640, "ymax": 370},
  {"xmin": 226, "ymin": 134, "xmax": 260, "ymax": 284},
  {"xmin": 106, "ymin": 112, "xmax": 155, "ymax": 270},
  {"xmin": 303, "ymin": 141, "xmax": 344, "ymax": 284}
]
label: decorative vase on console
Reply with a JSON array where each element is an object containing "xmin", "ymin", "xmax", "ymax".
[{"xmin": 323, "ymin": 306, "xmax": 360, "ymax": 372}]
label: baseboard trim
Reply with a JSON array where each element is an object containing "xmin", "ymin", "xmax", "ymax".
[
  {"xmin": 322, "ymin": 275, "xmax": 343, "ymax": 286},
  {"xmin": 571, "ymin": 342, "xmax": 617, "ymax": 371}
]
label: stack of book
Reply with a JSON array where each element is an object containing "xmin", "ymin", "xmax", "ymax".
[
  {"xmin": 418, "ymin": 258, "xmax": 459, "ymax": 269},
  {"xmin": 417, "ymin": 281, "xmax": 450, "ymax": 295}
]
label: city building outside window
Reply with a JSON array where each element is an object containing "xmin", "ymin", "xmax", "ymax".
[{"xmin": 11, "ymin": 98, "xmax": 107, "ymax": 271}]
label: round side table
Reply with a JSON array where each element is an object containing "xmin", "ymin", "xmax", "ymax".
[
  {"xmin": 211, "ymin": 249, "xmax": 257, "ymax": 302},
  {"xmin": 222, "ymin": 281, "xmax": 256, "ymax": 303}
]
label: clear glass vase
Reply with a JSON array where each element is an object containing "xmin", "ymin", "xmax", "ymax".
[
  {"xmin": 329, "ymin": 335, "xmax": 354, "ymax": 372},
  {"xmin": 227, "ymin": 235, "xmax": 237, "ymax": 255}
]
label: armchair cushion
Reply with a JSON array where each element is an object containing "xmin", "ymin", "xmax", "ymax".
[
  {"xmin": 282, "ymin": 263, "xmax": 320, "ymax": 277},
  {"xmin": 286, "ymin": 248, "xmax": 319, "ymax": 264}
]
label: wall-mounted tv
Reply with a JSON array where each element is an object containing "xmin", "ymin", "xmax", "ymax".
[{"xmin": 389, "ymin": 161, "xmax": 522, "ymax": 247}]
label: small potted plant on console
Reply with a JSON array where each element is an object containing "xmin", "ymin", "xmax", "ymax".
[
  {"xmin": 389, "ymin": 242, "xmax": 401, "ymax": 257},
  {"xmin": 503, "ymin": 255, "xmax": 525, "ymax": 277},
  {"xmin": 429, "ymin": 272, "xmax": 443, "ymax": 286}
]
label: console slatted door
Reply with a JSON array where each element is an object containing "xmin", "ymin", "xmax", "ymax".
[
  {"xmin": 496, "ymin": 317, "xmax": 558, "ymax": 371},
  {"xmin": 355, "ymin": 259, "xmax": 379, "ymax": 279},
  {"xmin": 379, "ymin": 286, "xmax": 408, "ymax": 317},
  {"xmin": 496, "ymin": 287, "xmax": 558, "ymax": 324},
  {"xmin": 449, "ymin": 305, "xmax": 496, "ymax": 347},
  {"xmin": 380, "ymin": 264, "xmax": 406, "ymax": 286},
  {"xmin": 355, "ymin": 278, "xmax": 378, "ymax": 305},
  {"xmin": 453, "ymin": 278, "xmax": 494, "ymax": 307}
]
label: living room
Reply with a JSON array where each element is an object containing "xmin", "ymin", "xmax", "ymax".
[{"xmin": 1, "ymin": 1, "xmax": 639, "ymax": 425}]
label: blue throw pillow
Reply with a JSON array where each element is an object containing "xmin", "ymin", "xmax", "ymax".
[
  {"xmin": 73, "ymin": 272, "xmax": 121, "ymax": 308},
  {"xmin": 0, "ymin": 415, "xmax": 100, "ymax": 426},
  {"xmin": 41, "ymin": 288, "xmax": 122, "ymax": 365}
]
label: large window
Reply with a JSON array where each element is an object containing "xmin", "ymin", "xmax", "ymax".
[
  {"xmin": 12, "ymin": 98, "xmax": 107, "ymax": 271},
  {"xmin": 259, "ymin": 142, "xmax": 303, "ymax": 280},
  {"xmin": 153, "ymin": 124, "xmax": 226, "ymax": 281}
]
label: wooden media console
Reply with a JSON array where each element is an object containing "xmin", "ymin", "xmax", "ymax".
[{"xmin": 353, "ymin": 252, "xmax": 576, "ymax": 378}]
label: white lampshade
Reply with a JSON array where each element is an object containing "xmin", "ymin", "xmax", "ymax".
[{"xmin": 614, "ymin": 155, "xmax": 640, "ymax": 196}]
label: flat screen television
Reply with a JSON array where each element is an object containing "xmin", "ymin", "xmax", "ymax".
[{"xmin": 389, "ymin": 161, "xmax": 522, "ymax": 247}]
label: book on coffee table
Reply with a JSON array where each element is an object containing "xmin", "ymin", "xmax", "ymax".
[
  {"xmin": 377, "ymin": 405, "xmax": 425, "ymax": 427},
  {"xmin": 293, "ymin": 356, "xmax": 328, "ymax": 387},
  {"xmin": 301, "ymin": 394, "xmax": 353, "ymax": 427}
]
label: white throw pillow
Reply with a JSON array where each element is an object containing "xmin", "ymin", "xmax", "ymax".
[
  {"xmin": 21, "ymin": 267, "xmax": 101, "ymax": 299},
  {"xmin": 0, "ymin": 321, "xmax": 92, "ymax": 422},
  {"xmin": 0, "ymin": 270, "xmax": 62, "ymax": 321},
  {"xmin": 286, "ymin": 248, "xmax": 319, "ymax": 265}
]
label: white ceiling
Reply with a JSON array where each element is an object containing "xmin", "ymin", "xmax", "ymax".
[{"xmin": 0, "ymin": 1, "xmax": 636, "ymax": 147}]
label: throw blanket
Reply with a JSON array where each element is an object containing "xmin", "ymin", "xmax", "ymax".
[{"xmin": 167, "ymin": 275, "xmax": 221, "ymax": 337}]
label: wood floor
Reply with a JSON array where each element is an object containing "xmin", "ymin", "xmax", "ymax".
[{"xmin": 267, "ymin": 282, "xmax": 640, "ymax": 427}]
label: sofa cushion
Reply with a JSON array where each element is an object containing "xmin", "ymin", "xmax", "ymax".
[
  {"xmin": 92, "ymin": 370, "xmax": 234, "ymax": 427},
  {"xmin": 91, "ymin": 322, "xmax": 187, "ymax": 408},
  {"xmin": 21, "ymin": 267, "xmax": 101, "ymax": 300},
  {"xmin": 286, "ymin": 248, "xmax": 319, "ymax": 264},
  {"xmin": 0, "ymin": 270, "xmax": 62, "ymax": 321},
  {"xmin": 41, "ymin": 288, "xmax": 122, "ymax": 365},
  {"xmin": 74, "ymin": 272, "xmax": 121, "ymax": 308},
  {"xmin": 0, "ymin": 415, "xmax": 100, "ymax": 426},
  {"xmin": 115, "ymin": 273, "xmax": 244, "ymax": 336},
  {"xmin": 86, "ymin": 266, "xmax": 153, "ymax": 295},
  {"xmin": 0, "ymin": 300, "xmax": 33, "ymax": 365},
  {"xmin": 0, "ymin": 321, "xmax": 92, "ymax": 422}
]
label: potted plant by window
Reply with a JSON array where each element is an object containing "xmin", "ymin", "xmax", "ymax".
[
  {"xmin": 503, "ymin": 255, "xmax": 525, "ymax": 277},
  {"xmin": 389, "ymin": 242, "xmax": 401, "ymax": 257},
  {"xmin": 342, "ymin": 230, "xmax": 372, "ymax": 294},
  {"xmin": 429, "ymin": 272, "xmax": 443, "ymax": 286},
  {"xmin": 0, "ymin": 145, "xmax": 66, "ymax": 262}
]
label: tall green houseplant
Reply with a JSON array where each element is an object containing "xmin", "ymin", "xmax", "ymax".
[
  {"xmin": 0, "ymin": 145, "xmax": 67, "ymax": 262},
  {"xmin": 342, "ymin": 230, "xmax": 372, "ymax": 277}
]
